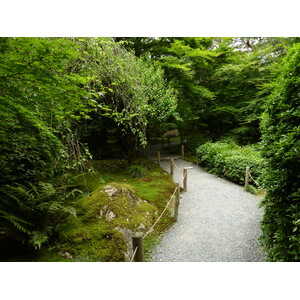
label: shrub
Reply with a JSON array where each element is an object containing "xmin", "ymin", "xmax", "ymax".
[
  {"xmin": 127, "ymin": 165, "xmax": 147, "ymax": 178},
  {"xmin": 196, "ymin": 142, "xmax": 265, "ymax": 185},
  {"xmin": 259, "ymin": 44, "xmax": 300, "ymax": 261}
]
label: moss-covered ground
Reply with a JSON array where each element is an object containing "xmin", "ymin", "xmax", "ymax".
[{"xmin": 31, "ymin": 157, "xmax": 176, "ymax": 262}]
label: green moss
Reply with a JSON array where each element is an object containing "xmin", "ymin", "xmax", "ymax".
[{"xmin": 35, "ymin": 157, "xmax": 176, "ymax": 262}]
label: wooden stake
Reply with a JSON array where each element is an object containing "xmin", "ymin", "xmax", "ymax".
[
  {"xmin": 132, "ymin": 233, "xmax": 144, "ymax": 262},
  {"xmin": 157, "ymin": 151, "xmax": 160, "ymax": 166},
  {"xmin": 174, "ymin": 182, "xmax": 180, "ymax": 222},
  {"xmin": 181, "ymin": 144, "xmax": 184, "ymax": 159},
  {"xmin": 245, "ymin": 167, "xmax": 250, "ymax": 186},
  {"xmin": 170, "ymin": 158, "xmax": 174, "ymax": 176},
  {"xmin": 183, "ymin": 167, "xmax": 188, "ymax": 192}
]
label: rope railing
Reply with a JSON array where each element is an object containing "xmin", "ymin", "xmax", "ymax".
[
  {"xmin": 249, "ymin": 171, "xmax": 262, "ymax": 189},
  {"xmin": 173, "ymin": 160, "xmax": 182, "ymax": 171},
  {"xmin": 131, "ymin": 146, "xmax": 192, "ymax": 262},
  {"xmin": 130, "ymin": 246, "xmax": 138, "ymax": 262},
  {"xmin": 130, "ymin": 184, "xmax": 180, "ymax": 262},
  {"xmin": 143, "ymin": 186, "xmax": 178, "ymax": 240},
  {"xmin": 245, "ymin": 167, "xmax": 263, "ymax": 190}
]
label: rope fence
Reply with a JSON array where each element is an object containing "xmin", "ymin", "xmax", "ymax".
[
  {"xmin": 143, "ymin": 186, "xmax": 178, "ymax": 240},
  {"xmin": 173, "ymin": 160, "xmax": 182, "ymax": 171},
  {"xmin": 134, "ymin": 145, "xmax": 261, "ymax": 261},
  {"xmin": 130, "ymin": 184, "xmax": 180, "ymax": 262},
  {"xmin": 249, "ymin": 170, "xmax": 262, "ymax": 189},
  {"xmin": 130, "ymin": 154, "xmax": 190, "ymax": 262},
  {"xmin": 245, "ymin": 167, "xmax": 262, "ymax": 189},
  {"xmin": 130, "ymin": 246, "xmax": 138, "ymax": 262}
]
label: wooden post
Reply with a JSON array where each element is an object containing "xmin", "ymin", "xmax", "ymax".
[
  {"xmin": 157, "ymin": 151, "xmax": 160, "ymax": 166},
  {"xmin": 183, "ymin": 167, "xmax": 188, "ymax": 192},
  {"xmin": 181, "ymin": 144, "xmax": 184, "ymax": 159},
  {"xmin": 174, "ymin": 182, "xmax": 180, "ymax": 222},
  {"xmin": 170, "ymin": 158, "xmax": 174, "ymax": 176},
  {"xmin": 245, "ymin": 167, "xmax": 250, "ymax": 186},
  {"xmin": 132, "ymin": 233, "xmax": 144, "ymax": 262}
]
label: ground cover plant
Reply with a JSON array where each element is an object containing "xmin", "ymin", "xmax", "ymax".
[{"xmin": 1, "ymin": 157, "xmax": 175, "ymax": 261}]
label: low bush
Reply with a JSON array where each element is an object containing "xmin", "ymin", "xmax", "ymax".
[
  {"xmin": 196, "ymin": 142, "xmax": 265, "ymax": 185},
  {"xmin": 127, "ymin": 165, "xmax": 147, "ymax": 178}
]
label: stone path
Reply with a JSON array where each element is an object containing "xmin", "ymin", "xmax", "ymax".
[{"xmin": 146, "ymin": 143, "xmax": 266, "ymax": 262}]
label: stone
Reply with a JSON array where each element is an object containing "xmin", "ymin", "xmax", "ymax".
[
  {"xmin": 106, "ymin": 210, "xmax": 116, "ymax": 221},
  {"xmin": 99, "ymin": 205, "xmax": 108, "ymax": 218},
  {"xmin": 114, "ymin": 226, "xmax": 133, "ymax": 262},
  {"xmin": 137, "ymin": 223, "xmax": 146, "ymax": 231},
  {"xmin": 103, "ymin": 185, "xmax": 118, "ymax": 197},
  {"xmin": 59, "ymin": 251, "xmax": 73, "ymax": 259}
]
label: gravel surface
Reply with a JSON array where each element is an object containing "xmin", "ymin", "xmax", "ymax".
[{"xmin": 146, "ymin": 144, "xmax": 266, "ymax": 262}]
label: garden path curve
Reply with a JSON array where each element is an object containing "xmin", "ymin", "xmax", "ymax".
[{"xmin": 146, "ymin": 143, "xmax": 266, "ymax": 262}]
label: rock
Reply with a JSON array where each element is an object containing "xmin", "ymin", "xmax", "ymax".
[
  {"xmin": 103, "ymin": 185, "xmax": 118, "ymax": 197},
  {"xmin": 137, "ymin": 223, "xmax": 146, "ymax": 231},
  {"xmin": 99, "ymin": 205, "xmax": 108, "ymax": 218},
  {"xmin": 122, "ymin": 187, "xmax": 137, "ymax": 208},
  {"xmin": 114, "ymin": 226, "xmax": 133, "ymax": 262},
  {"xmin": 59, "ymin": 251, "xmax": 73, "ymax": 259},
  {"xmin": 106, "ymin": 210, "xmax": 116, "ymax": 221}
]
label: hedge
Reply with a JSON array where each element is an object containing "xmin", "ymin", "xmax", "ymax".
[{"xmin": 196, "ymin": 142, "xmax": 265, "ymax": 186}]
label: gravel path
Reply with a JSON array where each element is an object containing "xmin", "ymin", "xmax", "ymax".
[{"xmin": 146, "ymin": 144, "xmax": 266, "ymax": 262}]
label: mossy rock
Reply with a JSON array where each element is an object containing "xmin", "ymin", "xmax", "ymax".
[{"xmin": 43, "ymin": 182, "xmax": 158, "ymax": 262}]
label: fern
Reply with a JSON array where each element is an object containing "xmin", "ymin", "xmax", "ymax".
[
  {"xmin": 30, "ymin": 231, "xmax": 49, "ymax": 250},
  {"xmin": 0, "ymin": 209, "xmax": 32, "ymax": 235},
  {"xmin": 0, "ymin": 180, "xmax": 79, "ymax": 250}
]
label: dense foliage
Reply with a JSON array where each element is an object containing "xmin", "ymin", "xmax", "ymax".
[
  {"xmin": 1, "ymin": 36, "xmax": 299, "ymax": 261},
  {"xmin": 117, "ymin": 37, "xmax": 299, "ymax": 143},
  {"xmin": 0, "ymin": 37, "xmax": 177, "ymax": 251},
  {"xmin": 196, "ymin": 142, "xmax": 265, "ymax": 185},
  {"xmin": 260, "ymin": 44, "xmax": 300, "ymax": 261}
]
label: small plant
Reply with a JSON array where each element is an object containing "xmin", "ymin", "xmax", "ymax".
[
  {"xmin": 244, "ymin": 184, "xmax": 259, "ymax": 195},
  {"xmin": 0, "ymin": 181, "xmax": 79, "ymax": 250},
  {"xmin": 127, "ymin": 165, "xmax": 147, "ymax": 178}
]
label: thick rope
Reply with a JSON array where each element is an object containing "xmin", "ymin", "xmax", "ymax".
[
  {"xmin": 143, "ymin": 186, "xmax": 178, "ymax": 240},
  {"xmin": 130, "ymin": 246, "xmax": 138, "ymax": 262},
  {"xmin": 249, "ymin": 172, "xmax": 262, "ymax": 189},
  {"xmin": 173, "ymin": 160, "xmax": 182, "ymax": 171}
]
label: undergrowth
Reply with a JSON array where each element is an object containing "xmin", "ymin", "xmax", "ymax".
[{"xmin": 8, "ymin": 157, "xmax": 176, "ymax": 262}]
